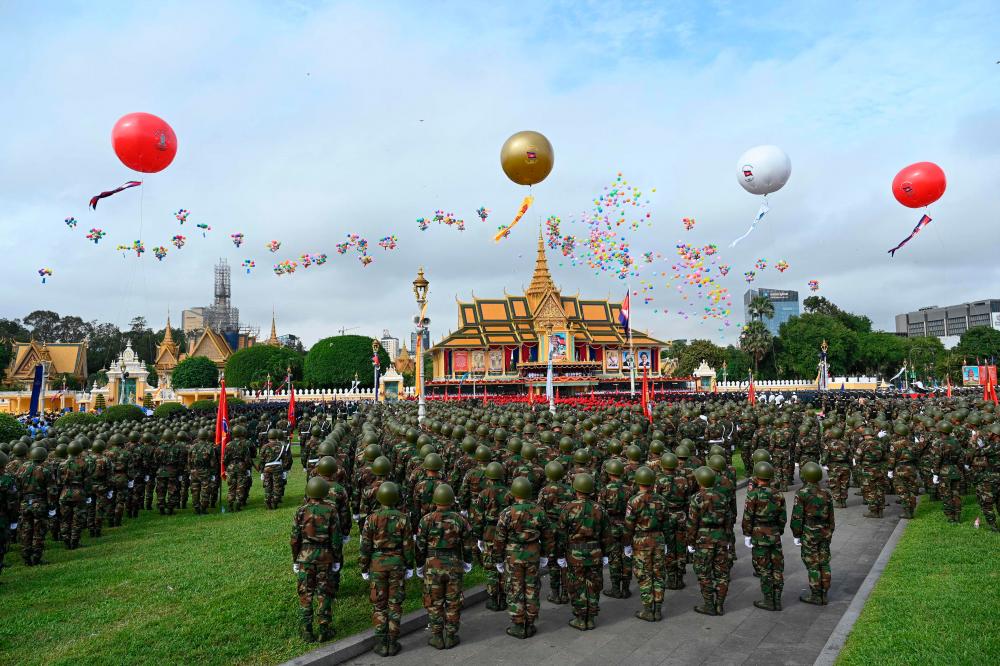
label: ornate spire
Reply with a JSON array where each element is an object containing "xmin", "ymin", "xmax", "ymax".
[
  {"xmin": 162, "ymin": 311, "xmax": 174, "ymax": 346},
  {"xmin": 526, "ymin": 227, "xmax": 557, "ymax": 310},
  {"xmin": 265, "ymin": 310, "xmax": 280, "ymax": 346}
]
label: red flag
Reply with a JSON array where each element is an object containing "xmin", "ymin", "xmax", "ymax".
[
  {"xmin": 641, "ymin": 368, "xmax": 651, "ymax": 422},
  {"xmin": 215, "ymin": 378, "xmax": 229, "ymax": 479},
  {"xmin": 946, "ymin": 375, "xmax": 952, "ymax": 398},
  {"xmin": 748, "ymin": 373, "xmax": 757, "ymax": 406},
  {"xmin": 287, "ymin": 374, "xmax": 297, "ymax": 429},
  {"xmin": 482, "ymin": 385, "xmax": 488, "ymax": 406}
]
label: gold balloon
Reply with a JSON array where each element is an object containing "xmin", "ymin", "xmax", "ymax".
[{"xmin": 500, "ymin": 130, "xmax": 554, "ymax": 186}]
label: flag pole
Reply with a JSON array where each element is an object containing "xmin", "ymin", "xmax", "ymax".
[{"xmin": 628, "ymin": 284, "xmax": 635, "ymax": 398}]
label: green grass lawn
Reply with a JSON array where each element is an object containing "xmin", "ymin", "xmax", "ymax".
[
  {"xmin": 837, "ymin": 494, "xmax": 1000, "ymax": 666},
  {"xmin": 732, "ymin": 452, "xmax": 746, "ymax": 480},
  {"xmin": 0, "ymin": 458, "xmax": 484, "ymax": 665}
]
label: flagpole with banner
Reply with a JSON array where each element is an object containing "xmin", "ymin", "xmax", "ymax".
[
  {"xmin": 215, "ymin": 374, "xmax": 229, "ymax": 512},
  {"xmin": 748, "ymin": 370, "xmax": 757, "ymax": 406},
  {"xmin": 286, "ymin": 367, "xmax": 296, "ymax": 431},
  {"xmin": 618, "ymin": 288, "xmax": 634, "ymax": 397}
]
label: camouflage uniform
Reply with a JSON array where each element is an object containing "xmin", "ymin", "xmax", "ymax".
[
  {"xmin": 821, "ymin": 435, "xmax": 851, "ymax": 508},
  {"xmin": 17, "ymin": 458, "xmax": 50, "ymax": 565},
  {"xmin": 104, "ymin": 444, "xmax": 131, "ymax": 527},
  {"xmin": 687, "ymin": 483, "xmax": 733, "ymax": 615},
  {"xmin": 86, "ymin": 448, "xmax": 109, "ymax": 537},
  {"xmin": 259, "ymin": 436, "xmax": 291, "ymax": 510},
  {"xmin": 471, "ymin": 481, "xmax": 514, "ymax": 610},
  {"xmin": 971, "ymin": 433, "xmax": 999, "ymax": 531},
  {"xmin": 557, "ymin": 496, "xmax": 613, "ymax": 626},
  {"xmin": 359, "ymin": 505, "xmax": 414, "ymax": 645},
  {"xmin": 495, "ymin": 497, "xmax": 554, "ymax": 631},
  {"xmin": 416, "ymin": 507, "xmax": 475, "ymax": 643},
  {"xmin": 655, "ymin": 467, "xmax": 692, "ymax": 589},
  {"xmin": 537, "ymin": 479, "xmax": 573, "ymax": 603},
  {"xmin": 791, "ymin": 481, "xmax": 835, "ymax": 601},
  {"xmin": 597, "ymin": 477, "xmax": 631, "ymax": 597},
  {"xmin": 188, "ymin": 437, "xmax": 216, "ymax": 513},
  {"xmin": 154, "ymin": 436, "xmax": 182, "ymax": 514},
  {"xmin": 933, "ymin": 434, "xmax": 964, "ymax": 523},
  {"xmin": 742, "ymin": 480, "xmax": 787, "ymax": 608},
  {"xmin": 769, "ymin": 427, "xmax": 792, "ymax": 492},
  {"xmin": 291, "ymin": 496, "xmax": 343, "ymax": 637},
  {"xmin": 45, "ymin": 451, "xmax": 64, "ymax": 539},
  {"xmin": 916, "ymin": 430, "xmax": 937, "ymax": 500},
  {"xmin": 887, "ymin": 435, "xmax": 919, "ymax": 518},
  {"xmin": 623, "ymin": 487, "xmax": 670, "ymax": 612},
  {"xmin": 410, "ymin": 473, "xmax": 444, "ymax": 532},
  {"xmin": 0, "ymin": 466, "xmax": 16, "ymax": 576},
  {"xmin": 223, "ymin": 436, "xmax": 252, "ymax": 510},
  {"xmin": 59, "ymin": 452, "xmax": 90, "ymax": 548},
  {"xmin": 177, "ymin": 437, "xmax": 192, "ymax": 509},
  {"xmin": 858, "ymin": 434, "xmax": 887, "ymax": 516}
]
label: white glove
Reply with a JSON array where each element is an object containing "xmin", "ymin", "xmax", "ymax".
[
  {"xmin": 496, "ymin": 563, "xmax": 505, "ymax": 573},
  {"xmin": 463, "ymin": 562, "xmax": 473, "ymax": 573},
  {"xmin": 332, "ymin": 563, "xmax": 341, "ymax": 572},
  {"xmin": 822, "ymin": 466, "xmax": 829, "ymax": 472},
  {"xmin": 744, "ymin": 536, "xmax": 752, "ymax": 549},
  {"xmin": 260, "ymin": 474, "xmax": 265, "ymax": 481},
  {"xmin": 793, "ymin": 538, "xmax": 802, "ymax": 547},
  {"xmin": 362, "ymin": 572, "xmax": 369, "ymax": 581},
  {"xmin": 624, "ymin": 546, "xmax": 633, "ymax": 558},
  {"xmin": 460, "ymin": 510, "xmax": 468, "ymax": 517},
  {"xmin": 405, "ymin": 569, "xmax": 414, "ymax": 579},
  {"xmin": 852, "ymin": 458, "xmax": 857, "ymax": 466},
  {"xmin": 602, "ymin": 556, "xmax": 609, "ymax": 566},
  {"xmin": 48, "ymin": 509, "xmax": 56, "ymax": 517},
  {"xmin": 540, "ymin": 557, "xmax": 548, "ymax": 568},
  {"xmin": 352, "ymin": 514, "xmax": 360, "ymax": 521},
  {"xmin": 477, "ymin": 540, "xmax": 484, "ymax": 552},
  {"xmin": 9, "ymin": 522, "xmax": 17, "ymax": 530},
  {"xmin": 106, "ymin": 491, "xmax": 114, "ymax": 499},
  {"xmin": 877, "ymin": 430, "xmax": 887, "ymax": 439},
  {"xmin": 246, "ymin": 471, "xmax": 252, "ymax": 478},
  {"xmin": 85, "ymin": 497, "xmax": 92, "ymax": 505},
  {"xmin": 282, "ymin": 472, "xmax": 288, "ymax": 480},
  {"xmin": 342, "ymin": 536, "xmax": 350, "ymax": 545},
  {"xmin": 127, "ymin": 480, "xmax": 134, "ymax": 489},
  {"xmin": 687, "ymin": 545, "xmax": 695, "ymax": 554},
  {"xmin": 211, "ymin": 475, "xmax": 216, "ymax": 481},
  {"xmin": 932, "ymin": 475, "xmax": 939, "ymax": 484},
  {"xmin": 416, "ymin": 567, "xmax": 424, "ymax": 578},
  {"xmin": 292, "ymin": 563, "xmax": 300, "ymax": 573},
  {"xmin": 557, "ymin": 558, "xmax": 567, "ymax": 568},
  {"xmin": 144, "ymin": 475, "xmax": 149, "ymax": 482},
  {"xmin": 663, "ymin": 544, "xmax": 669, "ymax": 554},
  {"xmin": 964, "ymin": 465, "xmax": 971, "ymax": 471}
]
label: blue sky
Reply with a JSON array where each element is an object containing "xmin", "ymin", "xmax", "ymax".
[{"xmin": 1, "ymin": 1, "xmax": 998, "ymax": 351}]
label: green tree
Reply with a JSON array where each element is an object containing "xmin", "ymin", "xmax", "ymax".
[
  {"xmin": 224, "ymin": 345, "xmax": 304, "ymax": 389},
  {"xmin": 747, "ymin": 294, "xmax": 775, "ymax": 322},
  {"xmin": 0, "ymin": 413, "xmax": 27, "ymax": 441},
  {"xmin": 739, "ymin": 321, "xmax": 773, "ymax": 374},
  {"xmin": 904, "ymin": 336, "xmax": 948, "ymax": 382},
  {"xmin": 857, "ymin": 331, "xmax": 907, "ymax": 377},
  {"xmin": 24, "ymin": 310, "xmax": 61, "ymax": 340},
  {"xmin": 722, "ymin": 345, "xmax": 751, "ymax": 381},
  {"xmin": 304, "ymin": 335, "xmax": 391, "ymax": 389},
  {"xmin": 802, "ymin": 296, "xmax": 871, "ymax": 333},
  {"xmin": 0, "ymin": 318, "xmax": 30, "ymax": 371},
  {"xmin": 674, "ymin": 339, "xmax": 726, "ymax": 376},
  {"xmin": 153, "ymin": 402, "xmax": 187, "ymax": 419},
  {"xmin": 101, "ymin": 404, "xmax": 145, "ymax": 423},
  {"xmin": 775, "ymin": 313, "xmax": 859, "ymax": 378},
  {"xmin": 171, "ymin": 357, "xmax": 219, "ymax": 389},
  {"xmin": 953, "ymin": 326, "xmax": 1000, "ymax": 362}
]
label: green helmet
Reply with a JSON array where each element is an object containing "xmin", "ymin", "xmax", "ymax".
[
  {"xmin": 893, "ymin": 421, "xmax": 911, "ymax": 437},
  {"xmin": 625, "ymin": 444, "xmax": 642, "ymax": 462},
  {"xmin": 363, "ymin": 444, "xmax": 381, "ymax": 463},
  {"xmin": 67, "ymin": 440, "xmax": 83, "ymax": 456},
  {"xmin": 707, "ymin": 454, "xmax": 726, "ymax": 472},
  {"xmin": 316, "ymin": 456, "xmax": 338, "ymax": 477},
  {"xmin": 572, "ymin": 473, "xmax": 595, "ymax": 494},
  {"xmin": 694, "ymin": 466, "xmax": 716, "ymax": 488},
  {"xmin": 544, "ymin": 460, "xmax": 565, "ymax": 481},
  {"xmin": 507, "ymin": 438, "xmax": 523, "ymax": 455},
  {"xmin": 660, "ymin": 452, "xmax": 678, "ymax": 470},
  {"xmin": 109, "ymin": 433, "xmax": 126, "ymax": 447},
  {"xmin": 484, "ymin": 462, "xmax": 505, "ymax": 480},
  {"xmin": 423, "ymin": 453, "xmax": 444, "ymax": 471},
  {"xmin": 0, "ymin": 451, "xmax": 6, "ymax": 467},
  {"xmin": 751, "ymin": 448, "xmax": 771, "ymax": 464},
  {"xmin": 376, "ymin": 481, "xmax": 400, "ymax": 507},
  {"xmin": 432, "ymin": 483, "xmax": 455, "ymax": 506},
  {"xmin": 649, "ymin": 440, "xmax": 665, "ymax": 457},
  {"xmin": 634, "ymin": 466, "xmax": 655, "ymax": 487},
  {"xmin": 306, "ymin": 476, "xmax": 330, "ymax": 499},
  {"xmin": 317, "ymin": 441, "xmax": 336, "ymax": 457},
  {"xmin": 572, "ymin": 448, "xmax": 591, "ymax": 465},
  {"xmin": 521, "ymin": 443, "xmax": 537, "ymax": 461},
  {"xmin": 371, "ymin": 456, "xmax": 391, "ymax": 477},
  {"xmin": 674, "ymin": 444, "xmax": 691, "ymax": 459},
  {"xmin": 708, "ymin": 444, "xmax": 726, "ymax": 458},
  {"xmin": 475, "ymin": 445, "xmax": 492, "ymax": 463},
  {"xmin": 604, "ymin": 458, "xmax": 624, "ymax": 477},
  {"xmin": 559, "ymin": 437, "xmax": 574, "ymax": 454},
  {"xmin": 461, "ymin": 437, "xmax": 477, "ymax": 454},
  {"xmin": 540, "ymin": 431, "xmax": 555, "ymax": 446},
  {"xmin": 510, "ymin": 476, "xmax": 533, "ymax": 500},
  {"xmin": 753, "ymin": 461, "xmax": 774, "ymax": 480},
  {"xmin": 29, "ymin": 446, "xmax": 47, "ymax": 462},
  {"xmin": 12, "ymin": 442, "xmax": 27, "ymax": 458},
  {"xmin": 801, "ymin": 461, "xmax": 823, "ymax": 484}
]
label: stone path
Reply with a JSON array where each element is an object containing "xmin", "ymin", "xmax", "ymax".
[{"xmin": 344, "ymin": 483, "xmax": 901, "ymax": 666}]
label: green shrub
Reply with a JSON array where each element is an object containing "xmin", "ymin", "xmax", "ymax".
[
  {"xmin": 189, "ymin": 397, "xmax": 245, "ymax": 412},
  {"xmin": 225, "ymin": 345, "xmax": 303, "ymax": 388},
  {"xmin": 153, "ymin": 402, "xmax": 187, "ymax": 419},
  {"xmin": 55, "ymin": 412, "xmax": 99, "ymax": 428},
  {"xmin": 304, "ymin": 335, "xmax": 390, "ymax": 389},
  {"xmin": 101, "ymin": 404, "xmax": 145, "ymax": 423},
  {"xmin": 171, "ymin": 357, "xmax": 219, "ymax": 389},
  {"xmin": 0, "ymin": 413, "xmax": 27, "ymax": 442}
]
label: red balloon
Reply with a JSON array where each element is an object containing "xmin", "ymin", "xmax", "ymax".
[
  {"xmin": 111, "ymin": 112, "xmax": 177, "ymax": 173},
  {"xmin": 892, "ymin": 161, "xmax": 946, "ymax": 208}
]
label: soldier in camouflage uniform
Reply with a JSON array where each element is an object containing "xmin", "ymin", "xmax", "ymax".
[
  {"xmin": 416, "ymin": 483, "xmax": 474, "ymax": 649},
  {"xmin": 0, "ymin": 451, "xmax": 17, "ymax": 578},
  {"xmin": 656, "ymin": 451, "xmax": 691, "ymax": 590},
  {"xmin": 742, "ymin": 461, "xmax": 786, "ymax": 611},
  {"xmin": 18, "ymin": 446, "xmax": 51, "ymax": 565},
  {"xmin": 460, "ymin": 446, "xmax": 492, "ymax": 516},
  {"xmin": 495, "ymin": 476, "xmax": 553, "ymax": 639},
  {"xmin": 597, "ymin": 458, "xmax": 631, "ymax": 599},
  {"xmin": 537, "ymin": 460, "xmax": 573, "ymax": 604},
  {"xmin": 736, "ymin": 411, "xmax": 757, "ymax": 478},
  {"xmin": 791, "ymin": 462, "xmax": 835, "ymax": 604},
  {"xmin": 769, "ymin": 418, "xmax": 792, "ymax": 492},
  {"xmin": 104, "ymin": 434, "xmax": 131, "ymax": 527},
  {"xmin": 858, "ymin": 428, "xmax": 887, "ymax": 518},
  {"xmin": 86, "ymin": 439, "xmax": 109, "ymax": 537},
  {"xmin": 932, "ymin": 421, "xmax": 964, "ymax": 524},
  {"xmin": 291, "ymin": 476, "xmax": 343, "ymax": 643},
  {"xmin": 471, "ymin": 462, "xmax": 513, "ymax": 611},
  {"xmin": 154, "ymin": 430, "xmax": 182, "ymax": 515},
  {"xmin": 887, "ymin": 421, "xmax": 919, "ymax": 519},
  {"xmin": 60, "ymin": 440, "xmax": 90, "ymax": 549},
  {"xmin": 258, "ymin": 429, "xmax": 289, "ymax": 510},
  {"xmin": 557, "ymin": 473, "xmax": 613, "ymax": 631},
  {"xmin": 224, "ymin": 425, "xmax": 252, "ymax": 510},
  {"xmin": 915, "ymin": 420, "xmax": 937, "ymax": 500},
  {"xmin": 623, "ymin": 466, "xmax": 670, "ymax": 622},
  {"xmin": 46, "ymin": 444, "xmax": 67, "ymax": 540},
  {"xmin": 188, "ymin": 428, "xmax": 216, "ymax": 515},
  {"xmin": 409, "ymin": 453, "xmax": 445, "ymax": 531},
  {"xmin": 820, "ymin": 426, "xmax": 850, "ymax": 508},
  {"xmin": 687, "ymin": 466, "xmax": 732, "ymax": 616},
  {"xmin": 176, "ymin": 430, "xmax": 192, "ymax": 510},
  {"xmin": 359, "ymin": 481, "xmax": 414, "ymax": 657}
]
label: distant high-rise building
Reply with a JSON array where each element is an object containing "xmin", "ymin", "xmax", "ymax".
[
  {"xmin": 895, "ymin": 299, "xmax": 1000, "ymax": 348},
  {"xmin": 380, "ymin": 329, "xmax": 400, "ymax": 361},
  {"xmin": 744, "ymin": 288, "xmax": 800, "ymax": 336},
  {"xmin": 411, "ymin": 329, "xmax": 430, "ymax": 353}
]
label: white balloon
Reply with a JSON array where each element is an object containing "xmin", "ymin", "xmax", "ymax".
[{"xmin": 736, "ymin": 145, "xmax": 791, "ymax": 196}]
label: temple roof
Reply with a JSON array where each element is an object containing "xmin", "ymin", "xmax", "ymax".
[
  {"xmin": 264, "ymin": 311, "xmax": 280, "ymax": 346},
  {"xmin": 6, "ymin": 340, "xmax": 88, "ymax": 380}
]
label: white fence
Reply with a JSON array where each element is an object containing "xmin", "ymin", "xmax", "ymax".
[{"xmin": 716, "ymin": 376, "xmax": 881, "ymax": 391}]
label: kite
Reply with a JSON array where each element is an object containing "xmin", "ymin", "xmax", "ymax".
[
  {"xmin": 888, "ymin": 215, "xmax": 931, "ymax": 257},
  {"xmin": 64, "ymin": 217, "xmax": 77, "ymax": 229},
  {"xmin": 38, "ymin": 268, "xmax": 52, "ymax": 284},
  {"xmin": 230, "ymin": 233, "xmax": 244, "ymax": 247},
  {"xmin": 171, "ymin": 235, "xmax": 186, "ymax": 249},
  {"xmin": 86, "ymin": 228, "xmax": 106, "ymax": 244},
  {"xmin": 494, "ymin": 195, "xmax": 533, "ymax": 242},
  {"xmin": 89, "ymin": 181, "xmax": 141, "ymax": 210}
]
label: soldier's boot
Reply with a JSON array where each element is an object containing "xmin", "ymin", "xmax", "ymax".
[
  {"xmin": 753, "ymin": 584, "xmax": 775, "ymax": 611},
  {"xmin": 694, "ymin": 590, "xmax": 717, "ymax": 616},
  {"xmin": 318, "ymin": 625, "xmax": 335, "ymax": 642},
  {"xmin": 388, "ymin": 638, "xmax": 402, "ymax": 656},
  {"xmin": 428, "ymin": 633, "xmax": 445, "ymax": 649},
  {"xmin": 714, "ymin": 596, "xmax": 725, "ymax": 616},
  {"xmin": 634, "ymin": 603, "xmax": 655, "ymax": 622},
  {"xmin": 299, "ymin": 624, "xmax": 316, "ymax": 643},
  {"xmin": 568, "ymin": 614, "xmax": 587, "ymax": 631},
  {"xmin": 603, "ymin": 577, "xmax": 620, "ymax": 598},
  {"xmin": 505, "ymin": 623, "xmax": 527, "ymax": 639},
  {"xmin": 525, "ymin": 621, "xmax": 537, "ymax": 637},
  {"xmin": 773, "ymin": 587, "xmax": 783, "ymax": 611},
  {"xmin": 547, "ymin": 585, "xmax": 562, "ymax": 604},
  {"xmin": 372, "ymin": 637, "xmax": 389, "ymax": 657},
  {"xmin": 821, "ymin": 589, "xmax": 829, "ymax": 605},
  {"xmin": 800, "ymin": 589, "xmax": 823, "ymax": 605},
  {"xmin": 620, "ymin": 580, "xmax": 632, "ymax": 598},
  {"xmin": 836, "ymin": 500, "xmax": 847, "ymax": 508},
  {"xmin": 653, "ymin": 601, "xmax": 663, "ymax": 621},
  {"xmin": 863, "ymin": 509, "xmax": 880, "ymax": 518},
  {"xmin": 444, "ymin": 631, "xmax": 461, "ymax": 648},
  {"xmin": 485, "ymin": 586, "xmax": 499, "ymax": 611}
]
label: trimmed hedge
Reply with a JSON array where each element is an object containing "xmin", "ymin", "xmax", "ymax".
[
  {"xmin": 225, "ymin": 345, "xmax": 303, "ymax": 389},
  {"xmin": 0, "ymin": 413, "xmax": 27, "ymax": 442},
  {"xmin": 189, "ymin": 397, "xmax": 245, "ymax": 412},
  {"xmin": 153, "ymin": 402, "xmax": 188, "ymax": 418},
  {"xmin": 171, "ymin": 357, "xmax": 219, "ymax": 390},
  {"xmin": 55, "ymin": 412, "xmax": 100, "ymax": 428},
  {"xmin": 101, "ymin": 404, "xmax": 146, "ymax": 423},
  {"xmin": 304, "ymin": 335, "xmax": 390, "ymax": 389}
]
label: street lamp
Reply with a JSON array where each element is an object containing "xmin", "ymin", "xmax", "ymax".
[{"xmin": 412, "ymin": 267, "xmax": 430, "ymax": 424}]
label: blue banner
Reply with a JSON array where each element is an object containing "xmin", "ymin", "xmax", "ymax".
[{"xmin": 28, "ymin": 364, "xmax": 44, "ymax": 417}]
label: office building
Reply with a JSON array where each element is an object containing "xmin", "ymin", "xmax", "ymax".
[
  {"xmin": 380, "ymin": 330, "xmax": 400, "ymax": 361},
  {"xmin": 411, "ymin": 329, "xmax": 431, "ymax": 353},
  {"xmin": 744, "ymin": 288, "xmax": 800, "ymax": 336},
  {"xmin": 895, "ymin": 299, "xmax": 1000, "ymax": 347}
]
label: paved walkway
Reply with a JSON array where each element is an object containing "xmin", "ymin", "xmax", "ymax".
[{"xmin": 345, "ymin": 483, "xmax": 901, "ymax": 666}]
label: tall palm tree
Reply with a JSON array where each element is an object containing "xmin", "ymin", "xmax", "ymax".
[
  {"xmin": 740, "ymin": 320, "xmax": 772, "ymax": 374},
  {"xmin": 747, "ymin": 294, "xmax": 775, "ymax": 322}
]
